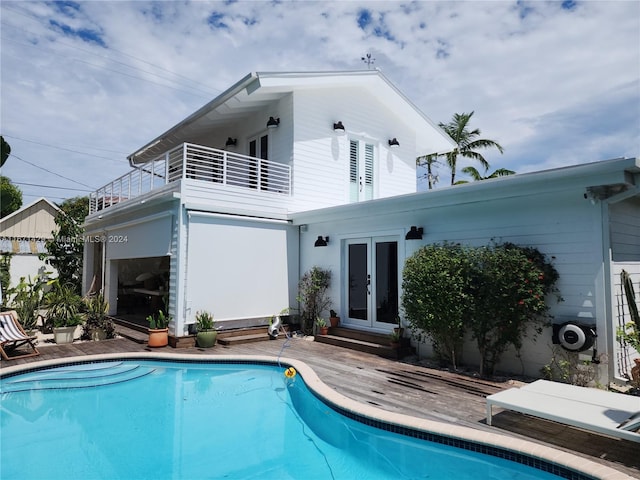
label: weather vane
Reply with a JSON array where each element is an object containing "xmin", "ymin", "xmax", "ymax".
[{"xmin": 361, "ymin": 52, "xmax": 375, "ymax": 69}]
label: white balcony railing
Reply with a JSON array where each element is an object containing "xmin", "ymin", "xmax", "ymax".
[{"xmin": 89, "ymin": 143, "xmax": 291, "ymax": 214}]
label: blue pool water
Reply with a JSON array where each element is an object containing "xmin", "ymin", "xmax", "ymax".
[{"xmin": 1, "ymin": 360, "xmax": 573, "ymax": 479}]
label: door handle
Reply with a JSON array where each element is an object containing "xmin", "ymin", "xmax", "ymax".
[
  {"xmin": 359, "ymin": 177, "xmax": 363, "ymax": 192},
  {"xmin": 366, "ymin": 274, "xmax": 370, "ymax": 295}
]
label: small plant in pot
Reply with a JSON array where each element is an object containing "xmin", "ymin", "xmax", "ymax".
[
  {"xmin": 389, "ymin": 329, "xmax": 402, "ymax": 348},
  {"xmin": 329, "ymin": 309, "xmax": 340, "ymax": 328},
  {"xmin": 82, "ymin": 292, "xmax": 116, "ymax": 341},
  {"xmin": 195, "ymin": 310, "xmax": 217, "ymax": 348},
  {"xmin": 45, "ymin": 281, "xmax": 84, "ymax": 344},
  {"xmin": 147, "ymin": 310, "xmax": 170, "ymax": 347},
  {"xmin": 316, "ymin": 317, "xmax": 329, "ymax": 336}
]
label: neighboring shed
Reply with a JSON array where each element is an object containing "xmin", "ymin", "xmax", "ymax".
[{"xmin": 0, "ymin": 197, "xmax": 60, "ymax": 294}]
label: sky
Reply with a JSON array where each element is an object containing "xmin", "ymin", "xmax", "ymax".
[{"xmin": 1, "ymin": 0, "xmax": 638, "ymax": 203}]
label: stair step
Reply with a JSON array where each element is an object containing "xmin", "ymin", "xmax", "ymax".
[
  {"xmin": 328, "ymin": 327, "xmax": 392, "ymax": 345},
  {"xmin": 217, "ymin": 333, "xmax": 274, "ymax": 345},
  {"xmin": 217, "ymin": 326, "xmax": 272, "ymax": 338},
  {"xmin": 115, "ymin": 324, "xmax": 148, "ymax": 344},
  {"xmin": 315, "ymin": 334, "xmax": 399, "ymax": 359}
]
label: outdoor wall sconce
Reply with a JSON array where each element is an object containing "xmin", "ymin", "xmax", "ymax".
[
  {"xmin": 388, "ymin": 138, "xmax": 400, "ymax": 148},
  {"xmin": 405, "ymin": 226, "xmax": 423, "ymax": 240},
  {"xmin": 225, "ymin": 137, "xmax": 237, "ymax": 147},
  {"xmin": 267, "ymin": 116, "xmax": 280, "ymax": 128},
  {"xmin": 314, "ymin": 236, "xmax": 329, "ymax": 247},
  {"xmin": 333, "ymin": 121, "xmax": 345, "ymax": 133}
]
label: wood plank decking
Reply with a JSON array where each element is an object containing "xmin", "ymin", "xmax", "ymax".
[{"xmin": 1, "ymin": 330, "xmax": 638, "ymax": 478}]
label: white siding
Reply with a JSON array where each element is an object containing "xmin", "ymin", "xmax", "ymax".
[
  {"xmin": 610, "ymin": 197, "xmax": 640, "ymax": 262},
  {"xmin": 290, "ymin": 88, "xmax": 417, "ymax": 212},
  {"xmin": 297, "ymin": 185, "xmax": 612, "ymax": 379}
]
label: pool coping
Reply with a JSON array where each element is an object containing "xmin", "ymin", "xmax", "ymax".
[{"xmin": 1, "ymin": 352, "xmax": 634, "ymax": 480}]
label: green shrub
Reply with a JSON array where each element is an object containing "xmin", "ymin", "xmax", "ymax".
[
  {"xmin": 402, "ymin": 243, "xmax": 473, "ymax": 369},
  {"xmin": 297, "ymin": 266, "xmax": 331, "ymax": 335},
  {"xmin": 469, "ymin": 243, "xmax": 560, "ymax": 376},
  {"xmin": 402, "ymin": 241, "xmax": 561, "ymax": 376}
]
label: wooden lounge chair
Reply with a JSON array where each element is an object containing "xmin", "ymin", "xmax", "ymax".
[
  {"xmin": 486, "ymin": 379, "xmax": 640, "ymax": 443},
  {"xmin": 0, "ymin": 310, "xmax": 40, "ymax": 361}
]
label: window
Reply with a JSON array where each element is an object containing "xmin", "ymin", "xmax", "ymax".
[{"xmin": 349, "ymin": 139, "xmax": 374, "ymax": 202}]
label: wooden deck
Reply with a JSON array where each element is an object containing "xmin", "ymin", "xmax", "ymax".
[{"xmin": 1, "ymin": 331, "xmax": 638, "ymax": 478}]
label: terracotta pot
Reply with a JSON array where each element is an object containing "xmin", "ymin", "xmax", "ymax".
[
  {"xmin": 329, "ymin": 316, "xmax": 340, "ymax": 328},
  {"xmin": 319, "ymin": 326, "xmax": 329, "ymax": 335},
  {"xmin": 148, "ymin": 328, "xmax": 169, "ymax": 347},
  {"xmin": 631, "ymin": 358, "xmax": 640, "ymax": 385}
]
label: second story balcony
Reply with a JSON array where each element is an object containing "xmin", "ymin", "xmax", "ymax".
[{"xmin": 89, "ymin": 143, "xmax": 292, "ymax": 215}]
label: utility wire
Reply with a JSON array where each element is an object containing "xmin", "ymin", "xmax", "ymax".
[
  {"xmin": 3, "ymin": 134, "xmax": 122, "ymax": 161},
  {"xmin": 8, "ymin": 154, "xmax": 96, "ymax": 190},
  {"xmin": 13, "ymin": 182, "xmax": 91, "ymax": 193}
]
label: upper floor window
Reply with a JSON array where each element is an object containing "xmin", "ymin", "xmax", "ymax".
[{"xmin": 350, "ymin": 139, "xmax": 374, "ymax": 202}]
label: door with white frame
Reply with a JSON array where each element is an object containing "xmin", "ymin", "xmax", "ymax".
[{"xmin": 344, "ymin": 237, "xmax": 399, "ymax": 331}]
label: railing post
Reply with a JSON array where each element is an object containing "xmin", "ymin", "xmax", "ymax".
[
  {"xmin": 182, "ymin": 143, "xmax": 188, "ymax": 180},
  {"xmin": 222, "ymin": 150, "xmax": 227, "ymax": 185},
  {"xmin": 165, "ymin": 151, "xmax": 169, "ymax": 185}
]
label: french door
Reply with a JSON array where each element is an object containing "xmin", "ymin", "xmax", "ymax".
[
  {"xmin": 248, "ymin": 133, "xmax": 269, "ymax": 190},
  {"xmin": 345, "ymin": 237, "xmax": 399, "ymax": 330}
]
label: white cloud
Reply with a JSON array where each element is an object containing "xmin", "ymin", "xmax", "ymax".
[{"xmin": 1, "ymin": 0, "xmax": 638, "ymax": 200}]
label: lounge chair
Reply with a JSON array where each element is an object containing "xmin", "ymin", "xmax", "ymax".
[
  {"xmin": 0, "ymin": 310, "xmax": 40, "ymax": 361},
  {"xmin": 486, "ymin": 379, "xmax": 640, "ymax": 443}
]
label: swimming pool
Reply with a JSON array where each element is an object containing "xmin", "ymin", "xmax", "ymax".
[{"xmin": 0, "ymin": 354, "xmax": 628, "ymax": 479}]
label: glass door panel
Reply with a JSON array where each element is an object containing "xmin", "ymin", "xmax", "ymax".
[
  {"xmin": 347, "ymin": 240, "xmax": 370, "ymax": 325},
  {"xmin": 374, "ymin": 241, "xmax": 398, "ymax": 327}
]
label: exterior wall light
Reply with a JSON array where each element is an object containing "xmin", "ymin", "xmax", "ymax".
[
  {"xmin": 225, "ymin": 137, "xmax": 237, "ymax": 147},
  {"xmin": 405, "ymin": 226, "xmax": 423, "ymax": 240},
  {"xmin": 333, "ymin": 121, "xmax": 345, "ymax": 133},
  {"xmin": 388, "ymin": 138, "xmax": 400, "ymax": 148},
  {"xmin": 267, "ymin": 116, "xmax": 280, "ymax": 128},
  {"xmin": 314, "ymin": 236, "xmax": 329, "ymax": 247}
]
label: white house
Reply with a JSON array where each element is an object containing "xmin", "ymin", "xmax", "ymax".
[
  {"xmin": 83, "ymin": 70, "xmax": 640, "ymax": 385},
  {"xmin": 0, "ymin": 197, "xmax": 60, "ymax": 298}
]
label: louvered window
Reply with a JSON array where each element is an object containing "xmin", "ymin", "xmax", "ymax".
[
  {"xmin": 349, "ymin": 140, "xmax": 359, "ymax": 202},
  {"xmin": 349, "ymin": 140, "xmax": 374, "ymax": 202}
]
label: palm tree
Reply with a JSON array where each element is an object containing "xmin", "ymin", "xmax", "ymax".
[
  {"xmin": 455, "ymin": 166, "xmax": 516, "ymax": 184},
  {"xmin": 415, "ymin": 153, "xmax": 442, "ymax": 190},
  {"xmin": 438, "ymin": 112, "xmax": 504, "ymax": 185}
]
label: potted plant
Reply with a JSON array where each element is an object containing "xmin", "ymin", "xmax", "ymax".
[
  {"xmin": 316, "ymin": 317, "xmax": 329, "ymax": 336},
  {"xmin": 329, "ymin": 309, "xmax": 340, "ymax": 328},
  {"xmin": 389, "ymin": 329, "xmax": 402, "ymax": 349},
  {"xmin": 45, "ymin": 281, "xmax": 84, "ymax": 344},
  {"xmin": 297, "ymin": 267, "xmax": 332, "ymax": 335},
  {"xmin": 82, "ymin": 292, "xmax": 116, "ymax": 341},
  {"xmin": 147, "ymin": 310, "xmax": 169, "ymax": 347},
  {"xmin": 195, "ymin": 310, "xmax": 217, "ymax": 348}
]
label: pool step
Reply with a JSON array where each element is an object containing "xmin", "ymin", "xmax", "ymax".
[{"xmin": 0, "ymin": 362, "xmax": 156, "ymax": 393}]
